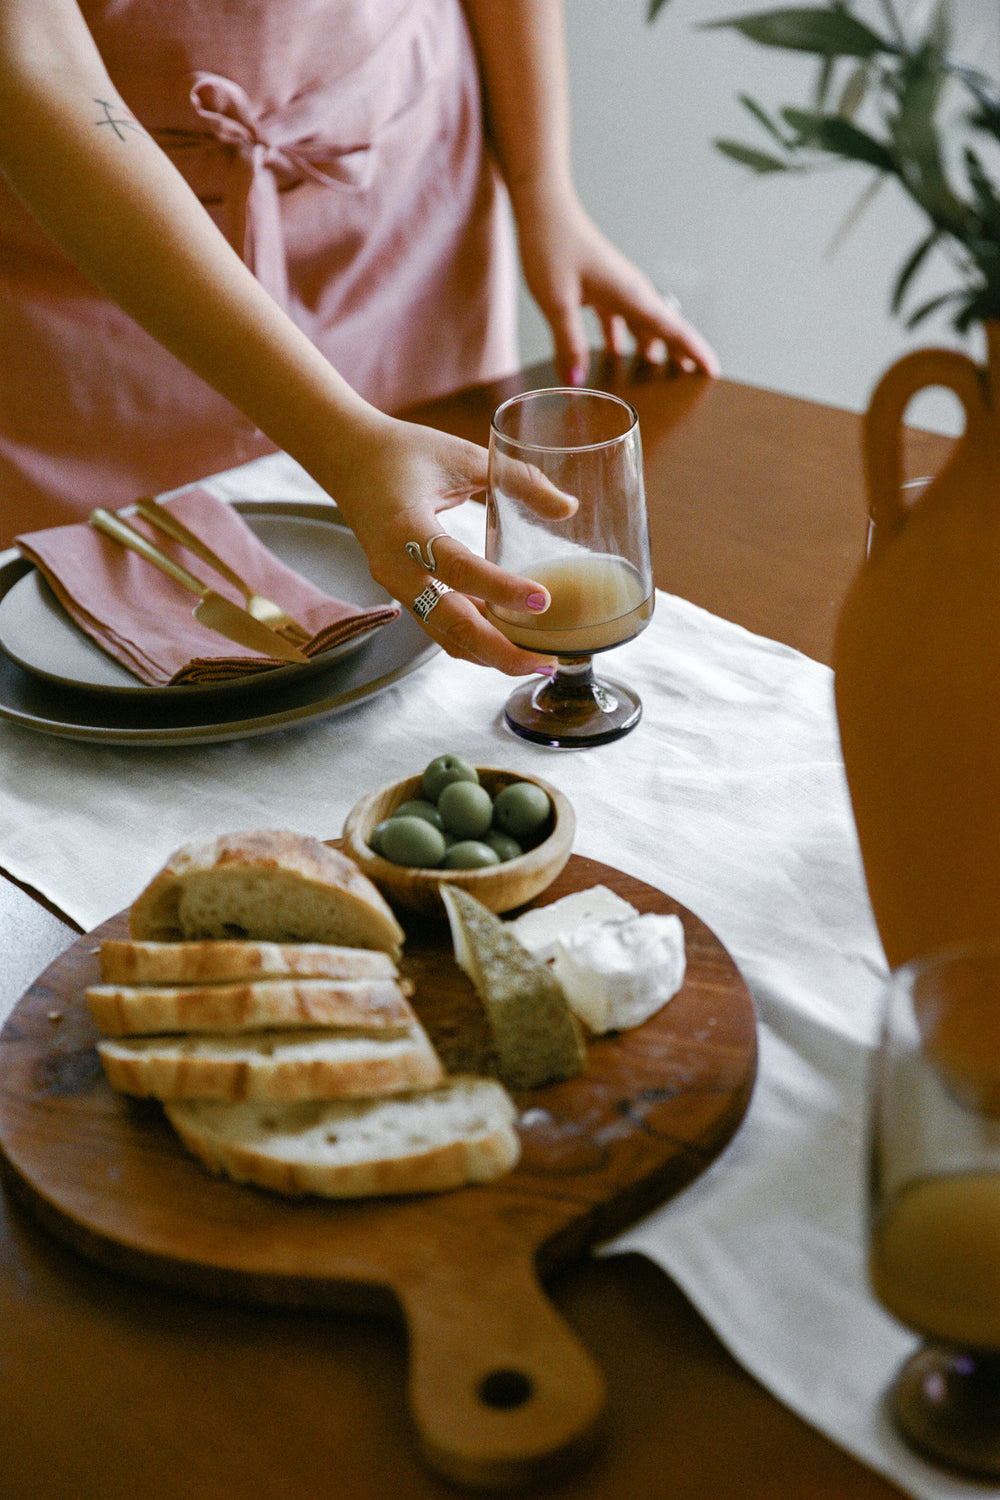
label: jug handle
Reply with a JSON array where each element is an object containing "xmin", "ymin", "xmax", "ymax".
[{"xmin": 863, "ymin": 346, "xmax": 988, "ymax": 560}]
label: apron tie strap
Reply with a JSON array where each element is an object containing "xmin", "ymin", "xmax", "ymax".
[{"xmin": 189, "ymin": 71, "xmax": 375, "ymax": 307}]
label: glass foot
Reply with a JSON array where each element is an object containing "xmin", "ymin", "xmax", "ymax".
[
  {"xmin": 502, "ymin": 660, "xmax": 642, "ymax": 748},
  {"xmin": 890, "ymin": 1346, "xmax": 1000, "ymax": 1478}
]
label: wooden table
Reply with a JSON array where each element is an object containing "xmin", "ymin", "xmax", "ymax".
[{"xmin": 0, "ymin": 358, "xmax": 953, "ymax": 1500}]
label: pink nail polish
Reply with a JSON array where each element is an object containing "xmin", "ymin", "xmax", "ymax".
[{"xmin": 526, "ymin": 592, "xmax": 548, "ymax": 612}]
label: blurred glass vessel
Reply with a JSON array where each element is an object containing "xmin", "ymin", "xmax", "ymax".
[{"xmin": 869, "ymin": 950, "xmax": 1000, "ymax": 1477}]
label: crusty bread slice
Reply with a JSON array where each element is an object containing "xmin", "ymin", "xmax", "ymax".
[
  {"xmin": 127, "ymin": 831, "xmax": 405, "ymax": 960},
  {"xmin": 164, "ymin": 1077, "xmax": 521, "ymax": 1197},
  {"xmin": 98, "ymin": 938, "xmax": 398, "ymax": 986},
  {"xmin": 96, "ymin": 1020, "xmax": 443, "ymax": 1102},
  {"xmin": 86, "ymin": 976, "xmax": 416, "ymax": 1038},
  {"xmin": 440, "ymin": 884, "xmax": 586, "ymax": 1090}
]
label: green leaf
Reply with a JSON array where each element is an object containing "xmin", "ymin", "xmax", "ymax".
[
  {"xmin": 875, "ymin": 0, "xmax": 906, "ymax": 46},
  {"xmin": 924, "ymin": 0, "xmax": 952, "ymax": 60},
  {"xmin": 826, "ymin": 174, "xmax": 885, "ymax": 255},
  {"xmin": 955, "ymin": 283, "xmax": 1000, "ymax": 330},
  {"xmin": 647, "ymin": 0, "xmax": 673, "ymax": 19},
  {"xmin": 890, "ymin": 228, "xmax": 940, "ymax": 314},
  {"xmin": 781, "ymin": 108, "xmax": 898, "ymax": 169},
  {"xmin": 950, "ymin": 59, "xmax": 1000, "ymax": 136},
  {"xmin": 903, "ymin": 288, "xmax": 963, "ymax": 328},
  {"xmin": 714, "ymin": 138, "xmax": 793, "ymax": 172},
  {"xmin": 816, "ymin": 54, "xmax": 835, "ymax": 109},
  {"xmin": 700, "ymin": 7, "xmax": 894, "ymax": 59},
  {"xmin": 838, "ymin": 60, "xmax": 875, "ymax": 118},
  {"xmin": 963, "ymin": 149, "xmax": 1000, "ymax": 231},
  {"xmin": 737, "ymin": 92, "xmax": 793, "ymax": 147}
]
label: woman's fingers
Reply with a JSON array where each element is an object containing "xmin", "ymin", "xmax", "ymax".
[
  {"xmin": 491, "ymin": 454, "xmax": 577, "ymax": 520},
  {"xmin": 396, "ymin": 530, "xmax": 556, "ymax": 675}
]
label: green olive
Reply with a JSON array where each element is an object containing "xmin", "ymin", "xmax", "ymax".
[
  {"xmin": 484, "ymin": 829, "xmax": 523, "ymax": 863},
  {"xmin": 392, "ymin": 798, "xmax": 445, "ymax": 831},
  {"xmin": 492, "ymin": 781, "xmax": 552, "ymax": 842},
  {"xmin": 378, "ymin": 815, "xmax": 447, "ymax": 868},
  {"xmin": 369, "ymin": 818, "xmax": 395, "ymax": 856},
  {"xmin": 443, "ymin": 840, "xmax": 502, "ymax": 869},
  {"xmin": 421, "ymin": 753, "xmax": 479, "ymax": 802},
  {"xmin": 438, "ymin": 780, "xmax": 494, "ymax": 839}
]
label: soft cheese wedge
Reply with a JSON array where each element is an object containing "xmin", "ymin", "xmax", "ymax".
[
  {"xmin": 507, "ymin": 885, "xmax": 639, "ymax": 962},
  {"xmin": 551, "ymin": 912, "xmax": 687, "ymax": 1033}
]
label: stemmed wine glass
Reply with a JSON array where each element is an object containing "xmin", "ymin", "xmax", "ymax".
[
  {"xmin": 485, "ymin": 388, "xmax": 653, "ymax": 748},
  {"xmin": 868, "ymin": 949, "xmax": 1000, "ymax": 1477}
]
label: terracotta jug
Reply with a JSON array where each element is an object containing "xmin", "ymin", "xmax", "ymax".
[{"xmin": 834, "ymin": 322, "xmax": 1000, "ymax": 970}]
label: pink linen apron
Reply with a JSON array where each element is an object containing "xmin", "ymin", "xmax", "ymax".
[{"xmin": 0, "ymin": 0, "xmax": 518, "ymax": 542}]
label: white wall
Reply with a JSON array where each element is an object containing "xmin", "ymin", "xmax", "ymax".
[{"xmin": 517, "ymin": 0, "xmax": 1000, "ymax": 432}]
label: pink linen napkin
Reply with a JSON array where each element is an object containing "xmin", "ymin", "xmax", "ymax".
[{"xmin": 15, "ymin": 489, "xmax": 400, "ymax": 686}]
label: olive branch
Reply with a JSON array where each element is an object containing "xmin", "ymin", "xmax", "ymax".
[{"xmin": 648, "ymin": 1, "xmax": 1000, "ymax": 330}]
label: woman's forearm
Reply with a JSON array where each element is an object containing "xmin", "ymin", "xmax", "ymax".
[
  {"xmin": 459, "ymin": 0, "xmax": 574, "ymax": 207},
  {"xmin": 459, "ymin": 0, "xmax": 718, "ymax": 379},
  {"xmin": 0, "ymin": 0, "xmax": 381, "ymax": 485},
  {"xmin": 0, "ymin": 0, "xmax": 587, "ymax": 675}
]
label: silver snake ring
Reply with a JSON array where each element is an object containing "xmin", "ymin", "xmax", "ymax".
[{"xmin": 404, "ymin": 533, "xmax": 448, "ymax": 573}]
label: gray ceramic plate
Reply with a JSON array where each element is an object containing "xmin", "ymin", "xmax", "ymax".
[
  {"xmin": 0, "ymin": 502, "xmax": 436, "ymax": 745},
  {"xmin": 0, "ymin": 503, "xmax": 389, "ymax": 699}
]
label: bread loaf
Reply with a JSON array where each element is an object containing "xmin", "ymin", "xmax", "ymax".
[
  {"xmin": 440, "ymin": 884, "xmax": 586, "ymax": 1090},
  {"xmin": 99, "ymin": 938, "xmax": 397, "ymax": 986},
  {"xmin": 127, "ymin": 830, "xmax": 405, "ymax": 959},
  {"xmin": 96, "ymin": 1020, "xmax": 443, "ymax": 1102},
  {"xmin": 165, "ymin": 1077, "xmax": 521, "ymax": 1197},
  {"xmin": 86, "ymin": 976, "xmax": 416, "ymax": 1038}
]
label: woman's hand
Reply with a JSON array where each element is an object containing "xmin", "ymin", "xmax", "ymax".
[
  {"xmin": 459, "ymin": 0, "xmax": 719, "ymax": 386},
  {"xmin": 514, "ymin": 184, "xmax": 720, "ymax": 385},
  {"xmin": 318, "ymin": 412, "xmax": 575, "ymax": 676}
]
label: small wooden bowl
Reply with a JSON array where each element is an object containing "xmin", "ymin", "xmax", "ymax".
[{"xmin": 342, "ymin": 767, "xmax": 575, "ymax": 918}]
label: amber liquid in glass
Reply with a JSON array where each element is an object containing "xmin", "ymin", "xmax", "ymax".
[
  {"xmin": 870, "ymin": 1171, "xmax": 1000, "ymax": 1349},
  {"xmin": 489, "ymin": 554, "xmax": 652, "ymax": 655}
]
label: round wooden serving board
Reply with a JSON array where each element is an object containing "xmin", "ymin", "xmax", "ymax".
[{"xmin": 0, "ymin": 855, "xmax": 755, "ymax": 1491}]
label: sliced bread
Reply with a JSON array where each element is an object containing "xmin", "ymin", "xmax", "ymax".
[
  {"xmin": 440, "ymin": 884, "xmax": 586, "ymax": 1090},
  {"xmin": 164, "ymin": 1077, "xmax": 521, "ymax": 1197},
  {"xmin": 127, "ymin": 830, "xmax": 405, "ymax": 959},
  {"xmin": 86, "ymin": 976, "xmax": 416, "ymax": 1038},
  {"xmin": 98, "ymin": 938, "xmax": 398, "ymax": 986},
  {"xmin": 96, "ymin": 1020, "xmax": 443, "ymax": 1102}
]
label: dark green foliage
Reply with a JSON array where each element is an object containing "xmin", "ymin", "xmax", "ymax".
[{"xmin": 648, "ymin": 0, "xmax": 1000, "ymax": 330}]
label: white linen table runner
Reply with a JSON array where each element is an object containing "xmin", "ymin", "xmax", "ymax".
[{"xmin": 0, "ymin": 452, "xmax": 979, "ymax": 1499}]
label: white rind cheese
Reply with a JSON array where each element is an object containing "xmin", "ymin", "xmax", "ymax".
[
  {"xmin": 507, "ymin": 885, "xmax": 639, "ymax": 962},
  {"xmin": 550, "ymin": 912, "xmax": 687, "ymax": 1034}
]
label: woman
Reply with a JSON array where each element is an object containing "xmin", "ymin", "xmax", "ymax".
[{"xmin": 0, "ymin": 0, "xmax": 716, "ymax": 674}]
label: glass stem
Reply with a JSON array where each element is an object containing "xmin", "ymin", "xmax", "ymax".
[{"xmin": 533, "ymin": 656, "xmax": 600, "ymax": 714}]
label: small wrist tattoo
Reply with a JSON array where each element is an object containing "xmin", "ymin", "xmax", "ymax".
[{"xmin": 93, "ymin": 99, "xmax": 142, "ymax": 142}]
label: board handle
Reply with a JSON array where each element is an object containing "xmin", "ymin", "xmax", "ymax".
[{"xmin": 398, "ymin": 1243, "xmax": 606, "ymax": 1490}]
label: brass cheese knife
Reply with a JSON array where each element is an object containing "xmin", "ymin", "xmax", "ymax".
[{"xmin": 89, "ymin": 508, "xmax": 310, "ymax": 665}]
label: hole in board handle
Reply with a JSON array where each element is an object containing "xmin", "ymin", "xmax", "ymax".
[{"xmin": 477, "ymin": 1369, "xmax": 534, "ymax": 1410}]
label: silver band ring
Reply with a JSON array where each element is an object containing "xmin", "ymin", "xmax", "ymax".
[
  {"xmin": 405, "ymin": 533, "xmax": 448, "ymax": 573},
  {"xmin": 412, "ymin": 577, "xmax": 452, "ymax": 622}
]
